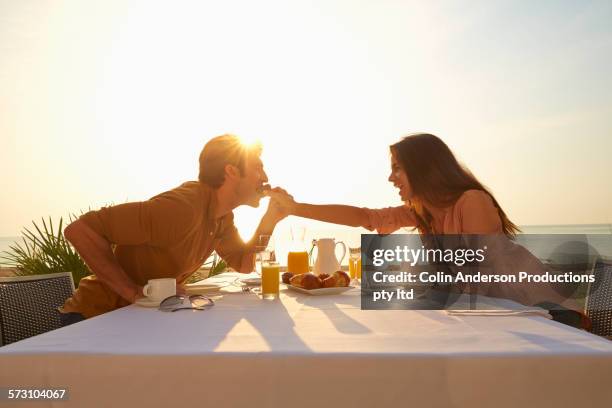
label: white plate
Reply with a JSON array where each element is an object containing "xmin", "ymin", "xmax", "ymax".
[
  {"xmin": 240, "ymin": 277, "xmax": 261, "ymax": 286},
  {"xmin": 185, "ymin": 283, "xmax": 225, "ymax": 295},
  {"xmin": 286, "ymin": 285, "xmax": 354, "ymax": 296},
  {"xmin": 134, "ymin": 297, "xmax": 161, "ymax": 308}
]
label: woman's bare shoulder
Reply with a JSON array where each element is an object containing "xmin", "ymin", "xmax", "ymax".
[
  {"xmin": 455, "ymin": 189, "xmax": 501, "ymax": 233},
  {"xmin": 456, "ymin": 189, "xmax": 495, "ymax": 208}
]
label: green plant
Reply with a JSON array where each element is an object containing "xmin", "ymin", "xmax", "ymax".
[
  {"xmin": 184, "ymin": 253, "xmax": 227, "ymax": 284},
  {"xmin": 0, "ymin": 217, "xmax": 90, "ymax": 286}
]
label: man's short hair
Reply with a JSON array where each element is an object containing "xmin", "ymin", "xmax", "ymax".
[{"xmin": 198, "ymin": 134, "xmax": 262, "ymax": 188}]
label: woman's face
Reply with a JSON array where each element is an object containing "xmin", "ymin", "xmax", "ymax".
[{"xmin": 388, "ymin": 152, "xmax": 413, "ymax": 201}]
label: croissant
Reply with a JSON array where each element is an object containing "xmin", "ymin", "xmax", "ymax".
[
  {"xmin": 332, "ymin": 270, "xmax": 351, "ymax": 287},
  {"xmin": 321, "ymin": 275, "xmax": 337, "ymax": 288},
  {"xmin": 290, "ymin": 272, "xmax": 322, "ymax": 290}
]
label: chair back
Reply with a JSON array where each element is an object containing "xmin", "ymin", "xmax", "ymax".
[
  {"xmin": 585, "ymin": 260, "xmax": 612, "ymax": 337},
  {"xmin": 0, "ymin": 272, "xmax": 74, "ymax": 346}
]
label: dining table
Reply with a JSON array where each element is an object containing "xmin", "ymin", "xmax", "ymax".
[{"xmin": 1, "ymin": 271, "xmax": 612, "ymax": 408}]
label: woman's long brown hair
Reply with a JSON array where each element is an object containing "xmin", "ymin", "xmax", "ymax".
[{"xmin": 390, "ymin": 133, "xmax": 520, "ymax": 238}]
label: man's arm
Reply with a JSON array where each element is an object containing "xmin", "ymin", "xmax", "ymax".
[
  {"xmin": 216, "ymin": 189, "xmax": 289, "ymax": 272},
  {"xmin": 64, "ymin": 219, "xmax": 143, "ymax": 302},
  {"xmin": 244, "ymin": 205, "xmax": 282, "ymax": 249}
]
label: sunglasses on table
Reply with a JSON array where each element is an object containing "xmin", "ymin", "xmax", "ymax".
[{"xmin": 159, "ymin": 295, "xmax": 215, "ymax": 312}]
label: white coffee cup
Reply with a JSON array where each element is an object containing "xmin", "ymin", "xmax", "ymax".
[{"xmin": 142, "ymin": 278, "xmax": 176, "ymax": 302}]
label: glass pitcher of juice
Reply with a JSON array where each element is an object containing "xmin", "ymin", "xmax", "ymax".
[{"xmin": 287, "ymin": 226, "xmax": 309, "ymax": 275}]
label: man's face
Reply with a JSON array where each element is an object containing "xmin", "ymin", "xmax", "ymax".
[{"xmin": 236, "ymin": 153, "xmax": 268, "ymax": 207}]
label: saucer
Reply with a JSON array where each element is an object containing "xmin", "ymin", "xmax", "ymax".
[
  {"xmin": 240, "ymin": 277, "xmax": 261, "ymax": 286},
  {"xmin": 135, "ymin": 297, "xmax": 162, "ymax": 308},
  {"xmin": 185, "ymin": 283, "xmax": 225, "ymax": 295}
]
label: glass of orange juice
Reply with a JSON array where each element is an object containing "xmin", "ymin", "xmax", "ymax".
[
  {"xmin": 355, "ymin": 257, "xmax": 362, "ymax": 279},
  {"xmin": 261, "ymin": 261, "xmax": 280, "ymax": 299},
  {"xmin": 348, "ymin": 247, "xmax": 361, "ymax": 280},
  {"xmin": 255, "ymin": 235, "xmax": 274, "ymax": 275}
]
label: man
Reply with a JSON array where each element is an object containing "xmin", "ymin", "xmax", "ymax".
[{"xmin": 60, "ymin": 134, "xmax": 287, "ymax": 324}]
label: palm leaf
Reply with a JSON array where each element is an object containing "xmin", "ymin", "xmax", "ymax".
[{"xmin": 0, "ymin": 216, "xmax": 91, "ymax": 285}]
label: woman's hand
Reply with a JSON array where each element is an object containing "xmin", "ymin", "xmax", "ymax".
[
  {"xmin": 267, "ymin": 187, "xmax": 297, "ymax": 216},
  {"xmin": 260, "ymin": 187, "xmax": 294, "ymax": 224}
]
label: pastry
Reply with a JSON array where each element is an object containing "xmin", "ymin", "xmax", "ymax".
[
  {"xmin": 332, "ymin": 270, "xmax": 351, "ymax": 287},
  {"xmin": 256, "ymin": 184, "xmax": 271, "ymax": 195},
  {"xmin": 290, "ymin": 272, "xmax": 322, "ymax": 290},
  {"xmin": 282, "ymin": 272, "xmax": 293, "ymax": 284},
  {"xmin": 321, "ymin": 275, "xmax": 338, "ymax": 288}
]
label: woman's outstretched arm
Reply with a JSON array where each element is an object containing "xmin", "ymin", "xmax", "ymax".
[
  {"xmin": 267, "ymin": 190, "xmax": 368, "ymax": 226},
  {"xmin": 293, "ymin": 203, "xmax": 370, "ymax": 227},
  {"xmin": 267, "ymin": 190, "xmax": 416, "ymax": 233}
]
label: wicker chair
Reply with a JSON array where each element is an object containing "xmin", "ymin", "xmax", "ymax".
[
  {"xmin": 0, "ymin": 272, "xmax": 74, "ymax": 346},
  {"xmin": 585, "ymin": 260, "xmax": 612, "ymax": 338}
]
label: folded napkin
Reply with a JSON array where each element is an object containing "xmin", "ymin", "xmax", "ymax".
[{"xmin": 445, "ymin": 309, "xmax": 552, "ymax": 319}]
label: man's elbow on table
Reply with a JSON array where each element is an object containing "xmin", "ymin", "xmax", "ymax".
[{"xmin": 64, "ymin": 219, "xmax": 86, "ymax": 245}]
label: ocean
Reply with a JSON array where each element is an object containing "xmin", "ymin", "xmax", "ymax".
[
  {"xmin": 0, "ymin": 236, "xmax": 22, "ymax": 260},
  {"xmin": 1, "ymin": 224, "xmax": 611, "ymax": 264}
]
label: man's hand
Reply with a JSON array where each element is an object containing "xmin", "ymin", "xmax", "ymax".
[
  {"xmin": 263, "ymin": 187, "xmax": 293, "ymax": 224},
  {"xmin": 118, "ymin": 281, "xmax": 144, "ymax": 303},
  {"xmin": 64, "ymin": 219, "xmax": 144, "ymax": 304},
  {"xmin": 244, "ymin": 187, "xmax": 292, "ymax": 266}
]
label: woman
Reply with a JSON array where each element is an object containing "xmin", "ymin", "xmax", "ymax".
[
  {"xmin": 271, "ymin": 133, "xmax": 516, "ymax": 237},
  {"xmin": 270, "ymin": 133, "xmax": 588, "ymax": 328}
]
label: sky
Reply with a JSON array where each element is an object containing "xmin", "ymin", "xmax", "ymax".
[{"xmin": 1, "ymin": 0, "xmax": 611, "ymax": 239}]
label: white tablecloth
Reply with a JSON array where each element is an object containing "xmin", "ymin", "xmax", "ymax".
[{"xmin": 1, "ymin": 272, "xmax": 611, "ymax": 408}]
